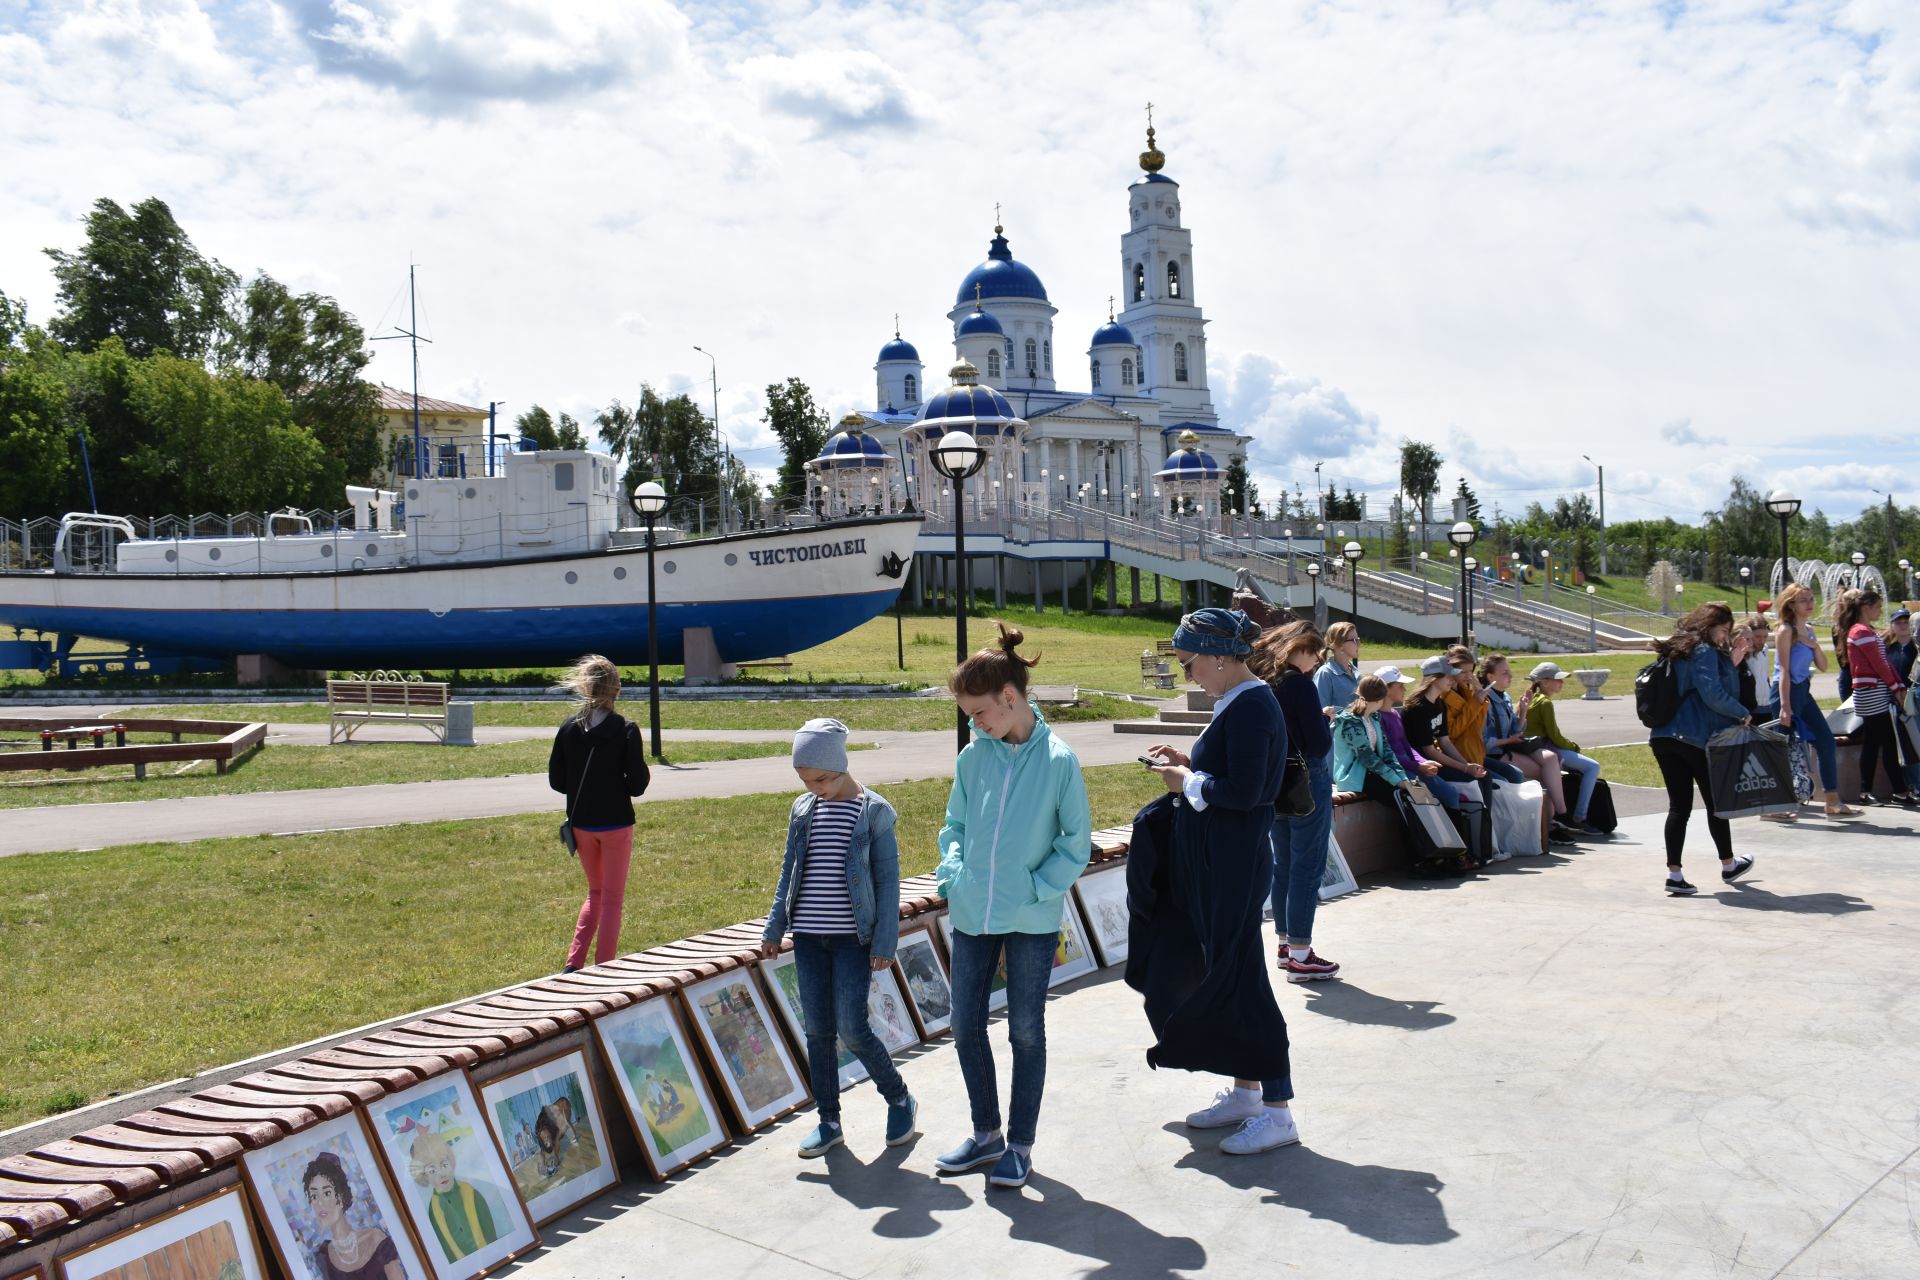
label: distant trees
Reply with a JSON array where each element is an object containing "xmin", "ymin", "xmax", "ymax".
[
  {"xmin": 763, "ymin": 378, "xmax": 830, "ymax": 503},
  {"xmin": 516, "ymin": 405, "xmax": 588, "ymax": 451},
  {"xmin": 1398, "ymin": 440, "xmax": 1443, "ymax": 524},
  {"xmin": 1224, "ymin": 456, "xmax": 1261, "ymax": 517}
]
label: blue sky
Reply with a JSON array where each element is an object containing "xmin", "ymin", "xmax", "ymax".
[{"xmin": 2, "ymin": 0, "xmax": 1916, "ymax": 527}]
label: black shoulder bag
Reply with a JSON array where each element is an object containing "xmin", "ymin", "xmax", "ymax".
[
  {"xmin": 1272, "ymin": 671, "xmax": 1316, "ymax": 818},
  {"xmin": 559, "ymin": 744, "xmax": 597, "ymax": 856}
]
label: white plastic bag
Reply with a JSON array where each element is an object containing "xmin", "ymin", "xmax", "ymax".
[{"xmin": 1490, "ymin": 779, "xmax": 1545, "ymax": 856}]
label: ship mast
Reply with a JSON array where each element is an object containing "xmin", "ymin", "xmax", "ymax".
[{"xmin": 373, "ymin": 263, "xmax": 432, "ymax": 480}]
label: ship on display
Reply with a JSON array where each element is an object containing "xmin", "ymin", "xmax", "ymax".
[{"xmin": 0, "ymin": 447, "xmax": 921, "ymax": 670}]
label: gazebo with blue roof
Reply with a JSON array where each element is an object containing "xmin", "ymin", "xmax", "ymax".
[
  {"xmin": 1154, "ymin": 428, "xmax": 1224, "ymax": 520},
  {"xmin": 903, "ymin": 360, "xmax": 1029, "ymax": 519},
  {"xmin": 806, "ymin": 415, "xmax": 900, "ymax": 518}
]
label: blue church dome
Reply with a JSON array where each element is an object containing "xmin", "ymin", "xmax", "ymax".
[
  {"xmin": 955, "ymin": 228, "xmax": 1049, "ymax": 305},
  {"xmin": 1157, "ymin": 430, "xmax": 1221, "ymax": 479},
  {"xmin": 917, "ymin": 360, "xmax": 1019, "ymax": 429},
  {"xmin": 816, "ymin": 428, "xmax": 888, "ymax": 468},
  {"xmin": 877, "ymin": 337, "xmax": 920, "ymax": 362},
  {"xmin": 955, "ymin": 307, "xmax": 1005, "ymax": 338},
  {"xmin": 1090, "ymin": 320, "xmax": 1135, "ymax": 348}
]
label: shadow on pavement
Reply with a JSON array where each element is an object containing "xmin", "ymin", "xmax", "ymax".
[
  {"xmin": 1165, "ymin": 1124, "xmax": 1456, "ymax": 1245},
  {"xmin": 801, "ymin": 1141, "xmax": 971, "ymax": 1239},
  {"xmin": 1297, "ymin": 982, "xmax": 1457, "ymax": 1031},
  {"xmin": 979, "ymin": 1169, "xmax": 1207, "ymax": 1278},
  {"xmin": 1717, "ymin": 884, "xmax": 1873, "ymax": 915}
]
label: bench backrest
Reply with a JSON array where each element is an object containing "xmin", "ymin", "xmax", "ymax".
[{"xmin": 327, "ymin": 679, "xmax": 451, "ymax": 711}]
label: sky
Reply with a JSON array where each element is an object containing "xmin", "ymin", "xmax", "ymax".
[{"xmin": 2, "ymin": 0, "xmax": 1917, "ymax": 528}]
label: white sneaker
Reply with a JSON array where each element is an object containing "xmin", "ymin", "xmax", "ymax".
[
  {"xmin": 1185, "ymin": 1087, "xmax": 1263, "ymax": 1130},
  {"xmin": 1219, "ymin": 1109, "xmax": 1301, "ymax": 1155},
  {"xmin": 1489, "ymin": 847, "xmax": 1513, "ymax": 863}
]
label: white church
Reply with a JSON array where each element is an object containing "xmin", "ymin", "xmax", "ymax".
[{"xmin": 811, "ymin": 122, "xmax": 1250, "ymax": 522}]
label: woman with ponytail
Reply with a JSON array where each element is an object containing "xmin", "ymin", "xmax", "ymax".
[
  {"xmin": 547, "ymin": 655, "xmax": 650, "ymax": 972},
  {"xmin": 1774, "ymin": 585, "xmax": 1857, "ymax": 818}
]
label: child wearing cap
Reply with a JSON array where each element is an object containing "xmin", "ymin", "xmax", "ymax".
[
  {"xmin": 1522, "ymin": 663, "xmax": 1606, "ymax": 832},
  {"xmin": 761, "ymin": 718, "xmax": 919, "ymax": 1159}
]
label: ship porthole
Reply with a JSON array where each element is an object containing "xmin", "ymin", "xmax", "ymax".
[
  {"xmin": 464, "ymin": 486, "xmax": 477, "ymax": 499},
  {"xmin": 407, "ymin": 488, "xmax": 420, "ymax": 500},
  {"xmin": 320, "ymin": 544, "xmax": 334, "ymax": 558},
  {"xmin": 366, "ymin": 544, "xmax": 380, "ymax": 557},
  {"xmin": 208, "ymin": 547, "xmax": 221, "ymax": 561},
  {"xmin": 663, "ymin": 561, "xmax": 677, "ymax": 574},
  {"xmin": 164, "ymin": 549, "xmax": 178, "ymax": 563},
  {"xmin": 724, "ymin": 553, "xmax": 738, "ymax": 566},
  {"xmin": 565, "ymin": 571, "xmax": 579, "ymax": 585},
  {"xmin": 613, "ymin": 566, "xmax": 627, "ymax": 580}
]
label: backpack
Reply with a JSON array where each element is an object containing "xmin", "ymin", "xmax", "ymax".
[{"xmin": 1635, "ymin": 654, "xmax": 1683, "ymax": 728}]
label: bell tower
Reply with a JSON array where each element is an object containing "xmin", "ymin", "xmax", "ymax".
[{"xmin": 1117, "ymin": 108, "xmax": 1215, "ymax": 425}]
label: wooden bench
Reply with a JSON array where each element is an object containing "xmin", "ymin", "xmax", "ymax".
[
  {"xmin": 326, "ymin": 673, "xmax": 451, "ymax": 744},
  {"xmin": 0, "ymin": 718, "xmax": 267, "ymax": 781},
  {"xmin": 1140, "ymin": 650, "xmax": 1175, "ymax": 690}
]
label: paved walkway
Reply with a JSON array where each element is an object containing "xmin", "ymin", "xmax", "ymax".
[{"xmin": 500, "ymin": 804, "xmax": 1919, "ymax": 1280}]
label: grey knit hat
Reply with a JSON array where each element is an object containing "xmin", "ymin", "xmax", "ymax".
[{"xmin": 792, "ymin": 718, "xmax": 850, "ymax": 772}]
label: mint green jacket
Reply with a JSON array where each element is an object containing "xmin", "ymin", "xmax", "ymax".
[{"xmin": 935, "ymin": 707, "xmax": 1092, "ymax": 937}]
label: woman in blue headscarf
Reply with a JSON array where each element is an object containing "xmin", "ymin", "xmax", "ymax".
[{"xmin": 1129, "ymin": 608, "xmax": 1299, "ymax": 1157}]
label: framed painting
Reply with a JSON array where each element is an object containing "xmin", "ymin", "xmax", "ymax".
[
  {"xmin": 365, "ymin": 1072, "xmax": 539, "ymax": 1280},
  {"xmin": 1048, "ymin": 897, "xmax": 1099, "ymax": 988},
  {"xmin": 477, "ymin": 1048, "xmax": 620, "ymax": 1225},
  {"xmin": 892, "ymin": 925, "xmax": 954, "ymax": 1038},
  {"xmin": 1320, "ymin": 830, "xmax": 1359, "ymax": 900},
  {"xmin": 7, "ymin": 1270, "xmax": 44, "ymax": 1280},
  {"xmin": 593, "ymin": 995, "xmax": 731, "ymax": 1179},
  {"xmin": 936, "ymin": 913, "xmax": 1009, "ymax": 1012},
  {"xmin": 1074, "ymin": 864, "xmax": 1131, "ymax": 968},
  {"xmin": 240, "ymin": 1110, "xmax": 432, "ymax": 1280},
  {"xmin": 679, "ymin": 969, "xmax": 810, "ymax": 1132},
  {"xmin": 58, "ymin": 1186, "xmax": 269, "ymax": 1280},
  {"xmin": 760, "ymin": 947, "xmax": 866, "ymax": 1087},
  {"xmin": 865, "ymin": 964, "xmax": 919, "ymax": 1055}
]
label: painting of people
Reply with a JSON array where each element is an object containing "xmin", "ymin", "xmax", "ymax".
[
  {"xmin": 241, "ymin": 1112, "xmax": 428, "ymax": 1280},
  {"xmin": 593, "ymin": 996, "xmax": 730, "ymax": 1178},
  {"xmin": 478, "ymin": 1048, "xmax": 619, "ymax": 1224},
  {"xmin": 680, "ymin": 970, "xmax": 810, "ymax": 1131}
]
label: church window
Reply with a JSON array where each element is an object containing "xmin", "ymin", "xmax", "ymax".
[
  {"xmin": 904, "ymin": 373, "xmax": 917, "ymax": 401},
  {"xmin": 1091, "ymin": 361, "xmax": 1102, "ymax": 389},
  {"xmin": 1024, "ymin": 337, "xmax": 1037, "ymax": 376},
  {"xmin": 987, "ymin": 349, "xmax": 1001, "ymax": 378},
  {"xmin": 1174, "ymin": 342, "xmax": 1188, "ymax": 382},
  {"xmin": 1121, "ymin": 358, "xmax": 1135, "ymax": 386},
  {"xmin": 1043, "ymin": 340, "xmax": 1051, "ymax": 373},
  {"xmin": 1006, "ymin": 340, "xmax": 1014, "ymax": 368},
  {"xmin": 1167, "ymin": 261, "xmax": 1182, "ymax": 299},
  {"xmin": 1132, "ymin": 262, "xmax": 1145, "ymax": 302}
]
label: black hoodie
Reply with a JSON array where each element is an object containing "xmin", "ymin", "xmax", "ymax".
[{"xmin": 548, "ymin": 710, "xmax": 651, "ymax": 828}]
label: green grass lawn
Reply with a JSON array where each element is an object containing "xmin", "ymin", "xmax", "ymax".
[
  {"xmin": 0, "ymin": 764, "xmax": 1165, "ymax": 1128},
  {"xmin": 0, "ymin": 738, "xmax": 821, "ymax": 810}
]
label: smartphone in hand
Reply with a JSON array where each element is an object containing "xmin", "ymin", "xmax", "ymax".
[{"xmin": 1138, "ymin": 753, "xmax": 1165, "ymax": 768}]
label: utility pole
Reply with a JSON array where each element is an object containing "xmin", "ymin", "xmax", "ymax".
[
  {"xmin": 1583, "ymin": 454, "xmax": 1606, "ymax": 574},
  {"xmin": 373, "ymin": 263, "xmax": 432, "ymax": 482},
  {"xmin": 1315, "ymin": 461, "xmax": 1325, "ymax": 525},
  {"xmin": 693, "ymin": 346, "xmax": 728, "ymax": 533}
]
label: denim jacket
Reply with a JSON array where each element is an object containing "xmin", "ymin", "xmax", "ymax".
[
  {"xmin": 763, "ymin": 789, "xmax": 901, "ymax": 959},
  {"xmin": 1650, "ymin": 643, "xmax": 1748, "ymax": 748}
]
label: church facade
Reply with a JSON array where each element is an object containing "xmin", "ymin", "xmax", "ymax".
[{"xmin": 834, "ymin": 125, "xmax": 1248, "ymax": 520}]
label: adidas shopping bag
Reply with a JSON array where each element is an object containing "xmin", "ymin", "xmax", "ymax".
[{"xmin": 1705, "ymin": 724, "xmax": 1796, "ymax": 819}]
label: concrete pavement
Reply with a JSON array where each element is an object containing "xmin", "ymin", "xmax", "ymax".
[{"xmin": 500, "ymin": 803, "xmax": 1920, "ymax": 1280}]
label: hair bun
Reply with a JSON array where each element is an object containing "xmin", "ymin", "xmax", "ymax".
[{"xmin": 997, "ymin": 623, "xmax": 1026, "ymax": 654}]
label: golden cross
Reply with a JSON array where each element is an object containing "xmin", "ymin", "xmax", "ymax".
[
  {"xmin": 1108, "ymin": 295, "xmax": 1115, "ymax": 321},
  {"xmin": 974, "ymin": 283, "xmax": 983, "ymax": 308},
  {"xmin": 1146, "ymin": 101, "xmax": 1154, "ymax": 131}
]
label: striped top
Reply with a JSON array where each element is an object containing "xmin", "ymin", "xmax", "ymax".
[
  {"xmin": 1847, "ymin": 624, "xmax": 1902, "ymax": 716},
  {"xmin": 789, "ymin": 794, "xmax": 864, "ymax": 934}
]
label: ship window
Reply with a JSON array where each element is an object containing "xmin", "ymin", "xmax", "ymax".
[
  {"xmin": 366, "ymin": 543, "xmax": 380, "ymax": 557},
  {"xmin": 321, "ymin": 544, "xmax": 333, "ymax": 558},
  {"xmin": 554, "ymin": 462, "xmax": 575, "ymax": 491},
  {"xmin": 1122, "ymin": 358, "xmax": 1135, "ymax": 386},
  {"xmin": 1175, "ymin": 342, "xmax": 1188, "ymax": 382},
  {"xmin": 904, "ymin": 373, "xmax": 917, "ymax": 401},
  {"xmin": 165, "ymin": 549, "xmax": 178, "ymax": 562},
  {"xmin": 1168, "ymin": 261, "xmax": 1182, "ymax": 298},
  {"xmin": 208, "ymin": 547, "xmax": 221, "ymax": 561},
  {"xmin": 664, "ymin": 561, "xmax": 678, "ymax": 574},
  {"xmin": 614, "ymin": 566, "xmax": 627, "ymax": 580},
  {"xmin": 565, "ymin": 571, "xmax": 578, "ymax": 585}
]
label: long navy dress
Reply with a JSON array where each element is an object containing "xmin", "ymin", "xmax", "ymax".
[{"xmin": 1125, "ymin": 683, "xmax": 1292, "ymax": 1081}]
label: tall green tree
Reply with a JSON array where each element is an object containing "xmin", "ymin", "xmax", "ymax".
[
  {"xmin": 597, "ymin": 388, "xmax": 716, "ymax": 503},
  {"xmin": 44, "ymin": 197, "xmax": 237, "ymax": 360},
  {"xmin": 515, "ymin": 404, "xmax": 589, "ymax": 451},
  {"xmin": 1398, "ymin": 440, "xmax": 1444, "ymax": 524},
  {"xmin": 228, "ymin": 274, "xmax": 381, "ymax": 489},
  {"xmin": 0, "ymin": 293, "xmax": 77, "ymax": 517},
  {"xmin": 1454, "ymin": 476, "xmax": 1482, "ymax": 522},
  {"xmin": 1223, "ymin": 456, "xmax": 1259, "ymax": 516},
  {"xmin": 763, "ymin": 377, "xmax": 830, "ymax": 503}
]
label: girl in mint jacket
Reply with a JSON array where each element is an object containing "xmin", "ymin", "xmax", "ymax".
[{"xmin": 931, "ymin": 623, "xmax": 1091, "ymax": 1191}]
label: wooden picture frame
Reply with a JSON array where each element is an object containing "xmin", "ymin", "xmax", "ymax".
[
  {"xmin": 57, "ymin": 1186, "xmax": 270, "ymax": 1280},
  {"xmin": 864, "ymin": 963, "xmax": 919, "ymax": 1055},
  {"xmin": 593, "ymin": 995, "xmax": 731, "ymax": 1180},
  {"xmin": 5, "ymin": 1268, "xmax": 46, "ymax": 1280},
  {"xmin": 892, "ymin": 924, "xmax": 954, "ymax": 1039},
  {"xmin": 1320, "ymin": 830, "xmax": 1359, "ymax": 900},
  {"xmin": 1048, "ymin": 896, "xmax": 1099, "ymax": 988},
  {"xmin": 936, "ymin": 913, "xmax": 1009, "ymax": 1012},
  {"xmin": 364, "ymin": 1071, "xmax": 540, "ymax": 1280},
  {"xmin": 1074, "ymin": 864, "xmax": 1131, "ymax": 968},
  {"xmin": 477, "ymin": 1047, "xmax": 621, "ymax": 1225},
  {"xmin": 759, "ymin": 948, "xmax": 867, "ymax": 1088},
  {"xmin": 240, "ymin": 1109, "xmax": 433, "ymax": 1280},
  {"xmin": 678, "ymin": 969, "xmax": 810, "ymax": 1133}
]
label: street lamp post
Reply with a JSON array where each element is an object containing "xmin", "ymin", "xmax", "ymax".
[
  {"xmin": 631, "ymin": 481, "xmax": 669, "ymax": 759},
  {"xmin": 931, "ymin": 430, "xmax": 987, "ymax": 753},
  {"xmin": 1582, "ymin": 453, "xmax": 1607, "ymax": 574},
  {"xmin": 1343, "ymin": 540, "xmax": 1364, "ymax": 621},
  {"xmin": 691, "ymin": 346, "xmax": 729, "ymax": 534},
  {"xmin": 1586, "ymin": 584, "xmax": 1598, "ymax": 650},
  {"xmin": 1463, "ymin": 556, "xmax": 1479, "ymax": 652},
  {"xmin": 1766, "ymin": 489, "xmax": 1801, "ymax": 594},
  {"xmin": 1419, "ymin": 550, "xmax": 1431, "ymax": 611},
  {"xmin": 1738, "ymin": 565, "xmax": 1751, "ymax": 613},
  {"xmin": 1448, "ymin": 521, "xmax": 1478, "ymax": 648},
  {"xmin": 1901, "ymin": 558, "xmax": 1913, "ymax": 601},
  {"xmin": 1305, "ymin": 559, "xmax": 1321, "ymax": 618},
  {"xmin": 1511, "ymin": 550, "xmax": 1524, "ymax": 602},
  {"xmin": 1849, "ymin": 550, "xmax": 1867, "ymax": 587}
]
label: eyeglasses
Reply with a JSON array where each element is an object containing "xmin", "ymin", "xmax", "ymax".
[{"xmin": 1178, "ymin": 656, "xmax": 1196, "ymax": 675}]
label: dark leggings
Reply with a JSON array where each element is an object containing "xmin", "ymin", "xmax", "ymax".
[
  {"xmin": 1649, "ymin": 737, "xmax": 1733, "ymax": 867},
  {"xmin": 1855, "ymin": 709, "xmax": 1902, "ymax": 797}
]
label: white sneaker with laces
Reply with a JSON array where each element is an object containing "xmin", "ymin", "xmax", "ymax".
[
  {"xmin": 1185, "ymin": 1087, "xmax": 1263, "ymax": 1130},
  {"xmin": 1219, "ymin": 1109, "xmax": 1301, "ymax": 1155}
]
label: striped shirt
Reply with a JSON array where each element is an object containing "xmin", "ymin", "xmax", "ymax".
[
  {"xmin": 789, "ymin": 795, "xmax": 864, "ymax": 935},
  {"xmin": 1847, "ymin": 625, "xmax": 1899, "ymax": 715}
]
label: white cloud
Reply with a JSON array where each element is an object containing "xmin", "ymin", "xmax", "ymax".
[
  {"xmin": 1660, "ymin": 418, "xmax": 1728, "ymax": 448},
  {"xmin": 735, "ymin": 48, "xmax": 927, "ymax": 136}
]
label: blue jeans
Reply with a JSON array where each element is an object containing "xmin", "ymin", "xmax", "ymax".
[
  {"xmin": 1271, "ymin": 756, "xmax": 1333, "ymax": 948},
  {"xmin": 1557, "ymin": 749, "xmax": 1602, "ymax": 821},
  {"xmin": 793, "ymin": 933, "xmax": 907, "ymax": 1123},
  {"xmin": 948, "ymin": 928, "xmax": 1055, "ymax": 1146},
  {"xmin": 1787, "ymin": 679, "xmax": 1839, "ymax": 793},
  {"xmin": 1482, "ymin": 758, "xmax": 1525, "ymax": 785}
]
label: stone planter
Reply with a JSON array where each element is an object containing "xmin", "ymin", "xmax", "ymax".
[{"xmin": 1573, "ymin": 670, "xmax": 1611, "ymax": 700}]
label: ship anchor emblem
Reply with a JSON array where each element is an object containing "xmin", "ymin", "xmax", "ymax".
[{"xmin": 876, "ymin": 552, "xmax": 906, "ymax": 580}]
